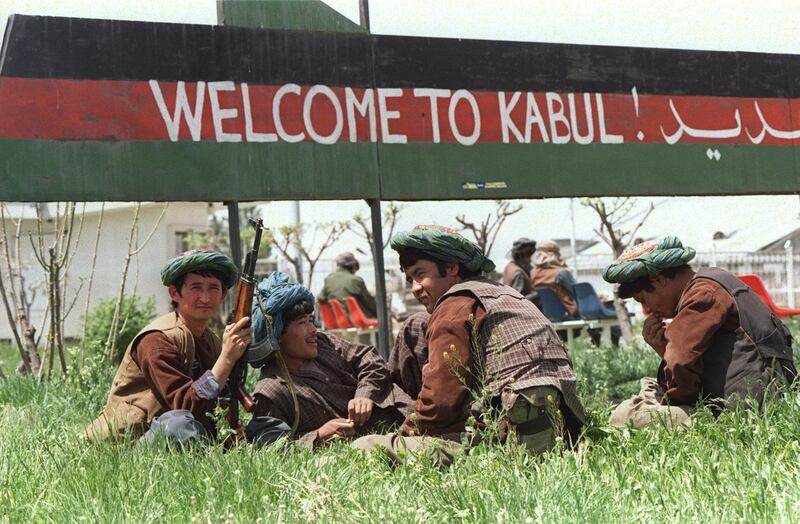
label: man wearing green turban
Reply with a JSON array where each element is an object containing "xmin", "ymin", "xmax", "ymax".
[
  {"xmin": 353, "ymin": 225, "xmax": 585, "ymax": 461},
  {"xmin": 85, "ymin": 249, "xmax": 260, "ymax": 444},
  {"xmin": 604, "ymin": 237, "xmax": 796, "ymax": 429}
]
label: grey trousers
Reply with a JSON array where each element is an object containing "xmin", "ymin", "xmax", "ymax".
[
  {"xmin": 140, "ymin": 409, "xmax": 207, "ymax": 446},
  {"xmin": 140, "ymin": 409, "xmax": 291, "ymax": 447},
  {"xmin": 610, "ymin": 377, "xmax": 693, "ymax": 430}
]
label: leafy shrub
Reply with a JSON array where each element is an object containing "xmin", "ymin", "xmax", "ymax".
[{"xmin": 82, "ymin": 296, "xmax": 156, "ymax": 357}]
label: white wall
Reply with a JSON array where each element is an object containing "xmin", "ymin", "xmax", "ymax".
[{"xmin": 0, "ymin": 202, "xmax": 210, "ymax": 341}]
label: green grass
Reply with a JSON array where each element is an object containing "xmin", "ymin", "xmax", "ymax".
[{"xmin": 1, "ymin": 338, "xmax": 800, "ymax": 522}]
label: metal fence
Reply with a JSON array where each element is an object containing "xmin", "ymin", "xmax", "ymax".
[{"xmin": 574, "ymin": 250, "xmax": 800, "ymax": 307}]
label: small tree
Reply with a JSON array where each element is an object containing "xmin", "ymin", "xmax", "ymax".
[
  {"xmin": 28, "ymin": 202, "xmax": 87, "ymax": 379},
  {"xmin": 455, "ymin": 200, "xmax": 522, "ymax": 259},
  {"xmin": 80, "ymin": 203, "xmax": 105, "ymax": 367},
  {"xmin": 107, "ymin": 203, "xmax": 168, "ymax": 363},
  {"xmin": 581, "ymin": 197, "xmax": 655, "ymax": 346},
  {"xmin": 347, "ymin": 202, "xmax": 404, "ymax": 256},
  {"xmin": 0, "ymin": 203, "xmax": 44, "ymax": 376},
  {"xmin": 269, "ymin": 221, "xmax": 347, "ymax": 287}
]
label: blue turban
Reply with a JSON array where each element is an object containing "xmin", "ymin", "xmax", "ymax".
[{"xmin": 251, "ymin": 272, "xmax": 316, "ymax": 346}]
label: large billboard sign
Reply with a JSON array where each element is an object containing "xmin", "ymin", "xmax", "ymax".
[{"xmin": 1, "ymin": 15, "xmax": 798, "ymax": 201}]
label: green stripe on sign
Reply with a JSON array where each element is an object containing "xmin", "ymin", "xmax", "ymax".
[
  {"xmin": 378, "ymin": 143, "xmax": 800, "ymax": 200},
  {"xmin": 0, "ymin": 140, "xmax": 379, "ymax": 201}
]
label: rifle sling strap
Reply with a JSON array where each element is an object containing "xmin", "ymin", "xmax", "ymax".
[{"xmin": 276, "ymin": 353, "xmax": 301, "ymax": 438}]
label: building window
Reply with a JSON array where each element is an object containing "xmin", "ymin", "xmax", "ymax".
[{"xmin": 174, "ymin": 230, "xmax": 209, "ymax": 254}]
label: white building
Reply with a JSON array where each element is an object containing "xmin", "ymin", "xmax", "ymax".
[
  {"xmin": 0, "ymin": 202, "xmax": 212, "ymax": 341},
  {"xmin": 571, "ymin": 195, "xmax": 800, "ymax": 304}
]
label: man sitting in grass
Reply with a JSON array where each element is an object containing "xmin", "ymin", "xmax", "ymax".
[
  {"xmin": 353, "ymin": 225, "xmax": 585, "ymax": 461},
  {"xmin": 249, "ymin": 272, "xmax": 413, "ymax": 449},
  {"xmin": 84, "ymin": 249, "xmax": 288, "ymax": 444},
  {"xmin": 604, "ymin": 236, "xmax": 797, "ymax": 429}
]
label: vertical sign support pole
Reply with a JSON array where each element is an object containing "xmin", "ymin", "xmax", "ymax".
[
  {"xmin": 227, "ymin": 201, "xmax": 242, "ymax": 272},
  {"xmin": 569, "ymin": 198, "xmax": 578, "ymax": 279},
  {"xmin": 368, "ymin": 199, "xmax": 390, "ymax": 358},
  {"xmin": 786, "ymin": 240, "xmax": 795, "ymax": 308},
  {"xmin": 293, "ymin": 201, "xmax": 303, "ymax": 284}
]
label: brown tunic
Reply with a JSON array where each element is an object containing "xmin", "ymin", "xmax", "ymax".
[
  {"xmin": 401, "ymin": 278, "xmax": 584, "ymax": 436},
  {"xmin": 253, "ymin": 332, "xmax": 413, "ymax": 448},
  {"xmin": 84, "ymin": 313, "xmax": 222, "ymax": 441},
  {"xmin": 531, "ymin": 266, "xmax": 578, "ymax": 316},
  {"xmin": 132, "ymin": 331, "xmax": 220, "ymax": 432},
  {"xmin": 660, "ymin": 276, "xmax": 740, "ymax": 404}
]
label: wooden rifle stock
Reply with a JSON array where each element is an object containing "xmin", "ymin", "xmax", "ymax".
[{"xmin": 225, "ymin": 219, "xmax": 264, "ymax": 430}]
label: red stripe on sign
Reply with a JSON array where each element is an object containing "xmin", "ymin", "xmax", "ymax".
[{"xmin": 1, "ymin": 77, "xmax": 799, "ymax": 146}]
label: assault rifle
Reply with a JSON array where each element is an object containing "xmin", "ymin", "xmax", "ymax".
[{"xmin": 224, "ymin": 218, "xmax": 276, "ymax": 432}]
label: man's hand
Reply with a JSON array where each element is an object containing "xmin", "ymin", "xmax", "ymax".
[
  {"xmin": 642, "ymin": 315, "xmax": 668, "ymax": 356},
  {"xmin": 317, "ymin": 418, "xmax": 355, "ymax": 442},
  {"xmin": 212, "ymin": 316, "xmax": 251, "ymax": 386},
  {"xmin": 222, "ymin": 316, "xmax": 252, "ymax": 362},
  {"xmin": 347, "ymin": 397, "xmax": 374, "ymax": 426}
]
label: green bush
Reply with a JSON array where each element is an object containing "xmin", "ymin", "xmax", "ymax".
[{"xmin": 82, "ymin": 296, "xmax": 156, "ymax": 357}]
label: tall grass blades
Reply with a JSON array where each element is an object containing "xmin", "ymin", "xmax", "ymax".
[{"xmin": 2, "ymin": 341, "xmax": 800, "ymax": 522}]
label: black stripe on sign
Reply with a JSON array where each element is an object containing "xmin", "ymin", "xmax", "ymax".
[
  {"xmin": 0, "ymin": 15, "xmax": 373, "ymax": 86},
  {"xmin": 2, "ymin": 14, "xmax": 798, "ymax": 98},
  {"xmin": 373, "ymin": 35, "xmax": 797, "ymax": 98}
]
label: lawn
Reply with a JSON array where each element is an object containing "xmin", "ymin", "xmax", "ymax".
[{"xmin": 1, "ymin": 337, "xmax": 799, "ymax": 523}]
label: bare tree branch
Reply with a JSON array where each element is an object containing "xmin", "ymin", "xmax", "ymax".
[
  {"xmin": 581, "ymin": 197, "xmax": 656, "ymax": 346},
  {"xmin": 456, "ymin": 200, "xmax": 522, "ymax": 258},
  {"xmin": 624, "ymin": 203, "xmax": 656, "ymax": 247},
  {"xmin": 80, "ymin": 203, "xmax": 104, "ymax": 366},
  {"xmin": 129, "ymin": 203, "xmax": 169, "ymax": 256}
]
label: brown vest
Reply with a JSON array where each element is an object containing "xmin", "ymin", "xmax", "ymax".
[
  {"xmin": 83, "ymin": 313, "xmax": 221, "ymax": 442},
  {"xmin": 438, "ymin": 278, "xmax": 585, "ymax": 422},
  {"xmin": 502, "ymin": 261, "xmax": 532, "ymax": 295},
  {"xmin": 659, "ymin": 268, "xmax": 797, "ymax": 410},
  {"xmin": 531, "ymin": 266, "xmax": 578, "ymax": 317}
]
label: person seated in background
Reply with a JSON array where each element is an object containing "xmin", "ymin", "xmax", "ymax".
[
  {"xmin": 502, "ymin": 237, "xmax": 539, "ymax": 305},
  {"xmin": 532, "ymin": 240, "xmax": 620, "ymax": 346},
  {"xmin": 84, "ymin": 249, "xmax": 289, "ymax": 446},
  {"xmin": 387, "ymin": 311, "xmax": 430, "ymax": 400},
  {"xmin": 353, "ymin": 225, "xmax": 584, "ymax": 462},
  {"xmin": 318, "ymin": 252, "xmax": 377, "ymax": 319},
  {"xmin": 530, "ymin": 240, "xmax": 579, "ymax": 316},
  {"xmin": 250, "ymin": 272, "xmax": 413, "ymax": 449},
  {"xmin": 604, "ymin": 236, "xmax": 797, "ymax": 430}
]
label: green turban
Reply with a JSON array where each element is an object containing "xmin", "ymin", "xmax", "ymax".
[
  {"xmin": 391, "ymin": 224, "xmax": 496, "ymax": 273},
  {"xmin": 603, "ymin": 236, "xmax": 695, "ymax": 284},
  {"xmin": 161, "ymin": 249, "xmax": 239, "ymax": 289}
]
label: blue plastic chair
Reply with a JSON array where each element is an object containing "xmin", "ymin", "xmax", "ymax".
[
  {"xmin": 573, "ymin": 282, "xmax": 617, "ymax": 320},
  {"xmin": 535, "ymin": 287, "xmax": 576, "ymax": 322}
]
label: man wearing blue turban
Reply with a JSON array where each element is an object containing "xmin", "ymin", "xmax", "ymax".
[
  {"xmin": 249, "ymin": 272, "xmax": 413, "ymax": 448},
  {"xmin": 605, "ymin": 237, "xmax": 796, "ymax": 429},
  {"xmin": 84, "ymin": 249, "xmax": 256, "ymax": 444}
]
